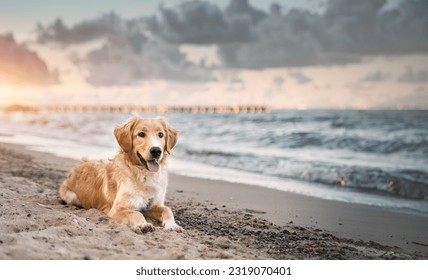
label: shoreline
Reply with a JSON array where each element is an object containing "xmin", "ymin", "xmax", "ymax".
[
  {"xmin": 0, "ymin": 141, "xmax": 427, "ymax": 259},
  {"xmin": 1, "ymin": 130, "xmax": 426, "ymax": 216}
]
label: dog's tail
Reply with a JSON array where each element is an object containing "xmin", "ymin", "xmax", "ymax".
[{"xmin": 59, "ymin": 177, "xmax": 81, "ymax": 207}]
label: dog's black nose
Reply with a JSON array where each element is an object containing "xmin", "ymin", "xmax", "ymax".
[{"xmin": 150, "ymin": 147, "xmax": 162, "ymax": 158}]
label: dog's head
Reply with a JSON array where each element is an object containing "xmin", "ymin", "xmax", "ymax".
[{"xmin": 114, "ymin": 117, "xmax": 178, "ymax": 172}]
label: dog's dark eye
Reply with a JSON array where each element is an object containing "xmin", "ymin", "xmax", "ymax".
[
  {"xmin": 158, "ymin": 132, "xmax": 164, "ymax": 138},
  {"xmin": 138, "ymin": 132, "xmax": 146, "ymax": 138}
]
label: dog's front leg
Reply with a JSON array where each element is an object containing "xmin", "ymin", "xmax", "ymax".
[
  {"xmin": 108, "ymin": 206, "xmax": 155, "ymax": 234},
  {"xmin": 146, "ymin": 205, "xmax": 183, "ymax": 232}
]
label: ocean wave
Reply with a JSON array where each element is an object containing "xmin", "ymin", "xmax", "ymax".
[
  {"xmin": 1, "ymin": 109, "xmax": 427, "ymax": 203},
  {"xmin": 178, "ymin": 147, "xmax": 428, "ymax": 200}
]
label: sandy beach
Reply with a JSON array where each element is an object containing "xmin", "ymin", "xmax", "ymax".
[{"xmin": 0, "ymin": 141, "xmax": 427, "ymax": 260}]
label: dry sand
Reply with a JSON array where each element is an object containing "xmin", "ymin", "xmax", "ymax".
[{"xmin": 0, "ymin": 142, "xmax": 427, "ymax": 259}]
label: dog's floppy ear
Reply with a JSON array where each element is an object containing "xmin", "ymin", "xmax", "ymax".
[
  {"xmin": 114, "ymin": 117, "xmax": 138, "ymax": 153},
  {"xmin": 160, "ymin": 119, "xmax": 178, "ymax": 154}
]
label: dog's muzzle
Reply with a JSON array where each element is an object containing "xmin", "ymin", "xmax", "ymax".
[{"xmin": 137, "ymin": 152, "xmax": 159, "ymax": 172}]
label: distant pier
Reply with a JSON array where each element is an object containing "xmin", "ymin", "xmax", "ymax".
[{"xmin": 2, "ymin": 104, "xmax": 270, "ymax": 114}]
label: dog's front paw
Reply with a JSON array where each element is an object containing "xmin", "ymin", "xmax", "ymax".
[
  {"xmin": 164, "ymin": 221, "xmax": 183, "ymax": 232},
  {"xmin": 133, "ymin": 223, "xmax": 156, "ymax": 234}
]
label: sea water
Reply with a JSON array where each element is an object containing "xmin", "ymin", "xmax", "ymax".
[{"xmin": 1, "ymin": 110, "xmax": 427, "ymax": 214}]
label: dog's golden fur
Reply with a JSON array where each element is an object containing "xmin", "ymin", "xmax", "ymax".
[{"xmin": 59, "ymin": 117, "xmax": 182, "ymax": 233}]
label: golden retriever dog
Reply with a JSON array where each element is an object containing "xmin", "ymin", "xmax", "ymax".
[{"xmin": 59, "ymin": 117, "xmax": 182, "ymax": 233}]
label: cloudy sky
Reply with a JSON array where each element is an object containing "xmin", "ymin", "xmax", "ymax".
[
  {"xmin": 0, "ymin": 0, "xmax": 327, "ymax": 34},
  {"xmin": 0, "ymin": 0, "xmax": 427, "ymax": 109}
]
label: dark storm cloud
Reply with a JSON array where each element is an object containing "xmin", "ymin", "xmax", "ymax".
[
  {"xmin": 216, "ymin": 0, "xmax": 428, "ymax": 68},
  {"xmin": 37, "ymin": 12, "xmax": 125, "ymax": 45},
  {"xmin": 216, "ymin": 13, "xmax": 322, "ymax": 68},
  {"xmin": 36, "ymin": 0, "xmax": 428, "ymax": 74},
  {"xmin": 37, "ymin": 1, "xmax": 266, "ymax": 46},
  {"xmin": 37, "ymin": 12, "xmax": 213, "ymax": 85},
  {"xmin": 0, "ymin": 33, "xmax": 58, "ymax": 86},
  {"xmin": 146, "ymin": 0, "xmax": 266, "ymax": 44},
  {"xmin": 81, "ymin": 39, "xmax": 213, "ymax": 86},
  {"xmin": 215, "ymin": 5, "xmax": 362, "ymax": 68},
  {"xmin": 320, "ymin": 0, "xmax": 428, "ymax": 54}
]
